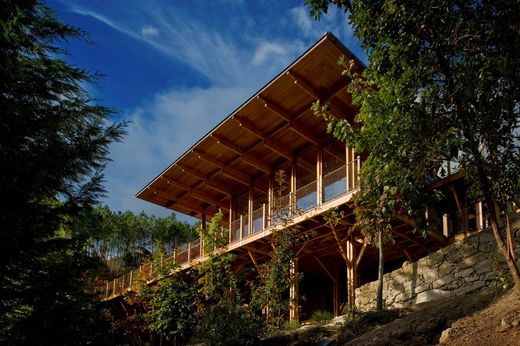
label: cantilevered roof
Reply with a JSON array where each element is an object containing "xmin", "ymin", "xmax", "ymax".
[{"xmin": 136, "ymin": 33, "xmax": 363, "ymax": 219}]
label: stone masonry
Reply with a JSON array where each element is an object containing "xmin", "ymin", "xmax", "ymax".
[{"xmin": 355, "ymin": 222, "xmax": 520, "ymax": 311}]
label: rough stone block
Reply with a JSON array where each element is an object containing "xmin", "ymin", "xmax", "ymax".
[
  {"xmin": 454, "ymin": 267, "xmax": 474, "ymax": 278},
  {"xmin": 415, "ymin": 289, "xmax": 450, "ymax": 304},
  {"xmin": 438, "ymin": 262, "xmax": 453, "ymax": 277},
  {"xmin": 422, "ymin": 267, "xmax": 439, "ymax": 282}
]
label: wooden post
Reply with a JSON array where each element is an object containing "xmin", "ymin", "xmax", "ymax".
[
  {"xmin": 291, "ymin": 158, "xmax": 297, "ymax": 215},
  {"xmin": 240, "ymin": 214, "xmax": 244, "ymax": 240},
  {"xmin": 105, "ymin": 280, "xmax": 109, "ymax": 297},
  {"xmin": 346, "ymin": 238, "xmax": 357, "ymax": 310},
  {"xmin": 248, "ymin": 180, "xmax": 254, "ymax": 236},
  {"xmin": 112, "ymin": 278, "xmax": 116, "ymax": 296},
  {"xmin": 356, "ymin": 154, "xmax": 361, "ymax": 188},
  {"xmin": 443, "ymin": 213, "xmax": 450, "ymax": 237},
  {"xmin": 262, "ymin": 203, "xmax": 267, "ymax": 230},
  {"xmin": 129, "ymin": 270, "xmax": 133, "ymax": 287},
  {"xmin": 317, "ymin": 146, "xmax": 323, "ymax": 205},
  {"xmin": 476, "ymin": 202, "xmax": 483, "ymax": 230},
  {"xmin": 229, "ymin": 197, "xmax": 235, "ymax": 243},
  {"xmin": 188, "ymin": 242, "xmax": 192, "ymax": 262},
  {"xmin": 289, "ymin": 258, "xmax": 299, "ymax": 322},
  {"xmin": 268, "ymin": 172, "xmax": 273, "ymax": 226},
  {"xmin": 201, "ymin": 212, "xmax": 206, "ymax": 254}
]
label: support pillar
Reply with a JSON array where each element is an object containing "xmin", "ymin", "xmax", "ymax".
[
  {"xmin": 268, "ymin": 172, "xmax": 273, "ymax": 226},
  {"xmin": 289, "ymin": 258, "xmax": 299, "ymax": 322},
  {"xmin": 229, "ymin": 197, "xmax": 235, "ymax": 243},
  {"xmin": 346, "ymin": 238, "xmax": 357, "ymax": 310},
  {"xmin": 476, "ymin": 201, "xmax": 484, "ymax": 230},
  {"xmin": 248, "ymin": 179, "xmax": 254, "ymax": 236},
  {"xmin": 317, "ymin": 146, "xmax": 323, "ymax": 205},
  {"xmin": 290, "ymin": 158, "xmax": 297, "ymax": 215},
  {"xmin": 201, "ymin": 212, "xmax": 206, "ymax": 254}
]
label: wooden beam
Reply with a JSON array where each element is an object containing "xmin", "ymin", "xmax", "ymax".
[
  {"xmin": 235, "ymin": 117, "xmax": 316, "ymax": 173},
  {"xmin": 258, "ymin": 95, "xmax": 321, "ymax": 145},
  {"xmin": 193, "ymin": 149, "xmax": 252, "ymax": 187},
  {"xmin": 159, "ymin": 176, "xmax": 229, "ymax": 211},
  {"xmin": 394, "ymin": 214, "xmax": 447, "ymax": 244},
  {"xmin": 286, "ymin": 70, "xmax": 321, "ymax": 99},
  {"xmin": 211, "ymin": 134, "xmax": 270, "ymax": 173},
  {"xmin": 314, "ymin": 256, "xmax": 336, "ymax": 282},
  {"xmin": 247, "ymin": 250, "xmax": 261, "ymax": 273},
  {"xmin": 176, "ymin": 165, "xmax": 232, "ymax": 195},
  {"xmin": 391, "ymin": 228, "xmax": 429, "ymax": 252},
  {"xmin": 150, "ymin": 187, "xmax": 205, "ymax": 214}
]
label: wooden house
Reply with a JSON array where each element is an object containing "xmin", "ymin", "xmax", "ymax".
[{"xmin": 100, "ymin": 33, "xmax": 484, "ymax": 321}]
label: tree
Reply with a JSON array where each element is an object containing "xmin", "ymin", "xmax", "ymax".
[
  {"xmin": 0, "ymin": 0, "xmax": 126, "ymax": 343},
  {"xmin": 308, "ymin": 0, "xmax": 520, "ymax": 289},
  {"xmin": 195, "ymin": 211, "xmax": 265, "ymax": 345}
]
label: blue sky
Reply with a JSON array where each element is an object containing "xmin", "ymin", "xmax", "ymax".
[{"xmin": 47, "ymin": 0, "xmax": 366, "ymax": 219}]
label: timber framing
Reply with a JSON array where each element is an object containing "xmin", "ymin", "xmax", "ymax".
[{"xmin": 98, "ymin": 33, "xmax": 473, "ymax": 321}]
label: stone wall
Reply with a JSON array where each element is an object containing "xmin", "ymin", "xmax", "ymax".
[{"xmin": 355, "ymin": 226, "xmax": 520, "ymax": 311}]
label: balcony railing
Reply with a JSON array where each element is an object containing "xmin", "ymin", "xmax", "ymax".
[
  {"xmin": 95, "ymin": 158, "xmax": 361, "ymax": 299},
  {"xmin": 441, "ymin": 203, "xmax": 487, "ymax": 237}
]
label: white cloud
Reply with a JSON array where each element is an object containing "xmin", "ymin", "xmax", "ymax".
[
  {"xmin": 141, "ymin": 25, "xmax": 159, "ymax": 38},
  {"xmin": 290, "ymin": 6, "xmax": 322, "ymax": 39},
  {"xmin": 102, "ymin": 85, "xmax": 253, "ymax": 216}
]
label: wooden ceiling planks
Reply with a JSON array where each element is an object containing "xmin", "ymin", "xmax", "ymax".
[{"xmin": 136, "ymin": 33, "xmax": 362, "ymax": 219}]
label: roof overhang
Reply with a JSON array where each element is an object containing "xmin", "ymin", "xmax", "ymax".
[{"xmin": 136, "ymin": 33, "xmax": 364, "ymax": 219}]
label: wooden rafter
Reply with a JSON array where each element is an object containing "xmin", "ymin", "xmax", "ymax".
[
  {"xmin": 257, "ymin": 95, "xmax": 321, "ymax": 145},
  {"xmin": 176, "ymin": 165, "xmax": 232, "ymax": 195},
  {"xmin": 211, "ymin": 134, "xmax": 270, "ymax": 173},
  {"xmin": 391, "ymin": 228, "xmax": 429, "ymax": 252},
  {"xmin": 286, "ymin": 70, "xmax": 321, "ymax": 99},
  {"xmin": 150, "ymin": 187, "xmax": 205, "ymax": 214},
  {"xmin": 193, "ymin": 149, "xmax": 252, "ymax": 187},
  {"xmin": 159, "ymin": 176, "xmax": 229, "ymax": 210},
  {"xmin": 234, "ymin": 117, "xmax": 316, "ymax": 173}
]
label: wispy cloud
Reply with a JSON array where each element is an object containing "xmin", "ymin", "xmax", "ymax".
[
  {"xmin": 103, "ymin": 85, "xmax": 253, "ymax": 216},
  {"xmin": 141, "ymin": 25, "xmax": 159, "ymax": 38},
  {"xmin": 55, "ymin": 1, "xmax": 365, "ymax": 216}
]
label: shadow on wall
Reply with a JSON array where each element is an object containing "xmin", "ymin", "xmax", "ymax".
[{"xmin": 355, "ymin": 226, "xmax": 520, "ymax": 311}]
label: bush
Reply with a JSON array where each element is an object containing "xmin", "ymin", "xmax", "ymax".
[{"xmin": 310, "ymin": 309, "xmax": 334, "ymax": 325}]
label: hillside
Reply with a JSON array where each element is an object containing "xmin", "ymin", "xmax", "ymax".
[{"xmin": 266, "ymin": 287, "xmax": 519, "ymax": 345}]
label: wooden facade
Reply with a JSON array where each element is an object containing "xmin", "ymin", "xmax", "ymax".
[{"xmin": 99, "ymin": 33, "xmax": 483, "ymax": 321}]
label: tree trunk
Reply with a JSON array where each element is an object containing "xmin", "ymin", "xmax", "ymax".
[
  {"xmin": 376, "ymin": 228, "xmax": 384, "ymax": 311},
  {"xmin": 477, "ymin": 166, "xmax": 520, "ymax": 290},
  {"xmin": 487, "ymin": 199, "xmax": 520, "ymax": 289}
]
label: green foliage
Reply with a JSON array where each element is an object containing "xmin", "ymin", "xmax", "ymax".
[
  {"xmin": 194, "ymin": 212, "xmax": 266, "ymax": 345},
  {"xmin": 146, "ymin": 271, "xmax": 197, "ymax": 345},
  {"xmin": 281, "ymin": 319, "xmax": 301, "ymax": 331},
  {"xmin": 309, "ymin": 309, "xmax": 334, "ymax": 325},
  {"xmin": 251, "ymin": 170, "xmax": 304, "ymax": 329},
  {"xmin": 0, "ymin": 0, "xmax": 125, "ymax": 343},
  {"xmin": 69, "ymin": 205, "xmax": 195, "ymax": 277},
  {"xmin": 308, "ymin": 0, "xmax": 520, "ymax": 286},
  {"xmin": 199, "ymin": 209, "xmax": 228, "ymax": 254}
]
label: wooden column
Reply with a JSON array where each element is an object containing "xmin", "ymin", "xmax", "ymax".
[
  {"xmin": 442, "ymin": 213, "xmax": 450, "ymax": 237},
  {"xmin": 291, "ymin": 158, "xmax": 297, "ymax": 215},
  {"xmin": 229, "ymin": 197, "xmax": 235, "ymax": 243},
  {"xmin": 346, "ymin": 147, "xmax": 356, "ymax": 191},
  {"xmin": 268, "ymin": 172, "xmax": 273, "ymax": 226},
  {"xmin": 201, "ymin": 212, "xmax": 206, "ymax": 255},
  {"xmin": 346, "ymin": 238, "xmax": 357, "ymax": 310},
  {"xmin": 317, "ymin": 146, "xmax": 323, "ymax": 205},
  {"xmin": 476, "ymin": 201, "xmax": 484, "ymax": 230},
  {"xmin": 248, "ymin": 179, "xmax": 254, "ymax": 236},
  {"xmin": 289, "ymin": 258, "xmax": 299, "ymax": 322}
]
